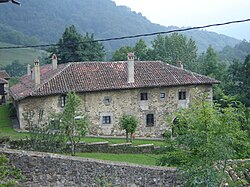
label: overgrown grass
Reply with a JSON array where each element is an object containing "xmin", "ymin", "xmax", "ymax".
[
  {"xmin": 76, "ymin": 152, "xmax": 164, "ymax": 166},
  {"xmin": 0, "ymin": 105, "xmax": 28, "ymax": 139}
]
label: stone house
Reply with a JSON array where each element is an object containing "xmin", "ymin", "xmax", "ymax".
[
  {"xmin": 0, "ymin": 70, "xmax": 10, "ymax": 105},
  {"xmin": 9, "ymin": 54, "xmax": 219, "ymax": 137}
]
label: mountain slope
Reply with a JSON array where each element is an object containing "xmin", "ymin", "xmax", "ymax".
[
  {"xmin": 0, "ymin": 42, "xmax": 46, "ymax": 66},
  {"xmin": 0, "ymin": 0, "xmax": 239, "ymax": 52}
]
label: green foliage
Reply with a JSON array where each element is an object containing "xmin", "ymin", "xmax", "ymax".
[
  {"xmin": 0, "ymin": 154, "xmax": 23, "ymax": 186},
  {"xmin": 148, "ymin": 33, "xmax": 198, "ymax": 68},
  {"xmin": 0, "ymin": 23, "xmax": 40, "ymax": 46},
  {"xmin": 219, "ymin": 40, "xmax": 250, "ymax": 62},
  {"xmin": 60, "ymin": 92, "xmax": 88, "ymax": 156},
  {"xmin": 119, "ymin": 115, "xmax": 138, "ymax": 142},
  {"xmin": 111, "ymin": 46, "xmax": 133, "ymax": 61},
  {"xmin": 4, "ymin": 60, "xmax": 26, "ymax": 77},
  {"xmin": 22, "ymin": 109, "xmax": 67, "ymax": 153},
  {"xmin": 49, "ymin": 25, "xmax": 105, "ymax": 63},
  {"xmin": 163, "ymin": 93, "xmax": 249, "ymax": 186}
]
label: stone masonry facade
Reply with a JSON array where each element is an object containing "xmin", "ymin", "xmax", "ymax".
[
  {"xmin": 17, "ymin": 84, "xmax": 212, "ymax": 137},
  {"xmin": 1, "ymin": 148, "xmax": 178, "ymax": 187}
]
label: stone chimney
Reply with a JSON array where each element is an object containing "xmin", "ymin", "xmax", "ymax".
[
  {"xmin": 176, "ymin": 61, "xmax": 183, "ymax": 69},
  {"xmin": 27, "ymin": 64, "xmax": 31, "ymax": 76},
  {"xmin": 52, "ymin": 54, "xmax": 58, "ymax": 70},
  {"xmin": 33, "ymin": 59, "xmax": 40, "ymax": 85},
  {"xmin": 127, "ymin": 52, "xmax": 135, "ymax": 83}
]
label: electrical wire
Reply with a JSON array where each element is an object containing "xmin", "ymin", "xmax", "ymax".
[{"xmin": 0, "ymin": 18, "xmax": 250, "ymax": 50}]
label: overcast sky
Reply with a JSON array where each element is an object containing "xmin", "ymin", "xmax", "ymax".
[{"xmin": 113, "ymin": 0, "xmax": 250, "ymax": 41}]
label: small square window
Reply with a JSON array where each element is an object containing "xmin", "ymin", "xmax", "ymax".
[
  {"xmin": 103, "ymin": 96, "xmax": 112, "ymax": 106},
  {"xmin": 146, "ymin": 114, "xmax": 154, "ymax": 127},
  {"xmin": 160, "ymin": 92, "xmax": 165, "ymax": 99},
  {"xmin": 102, "ymin": 116, "xmax": 111, "ymax": 124},
  {"xmin": 178, "ymin": 91, "xmax": 186, "ymax": 100},
  {"xmin": 140, "ymin": 92, "xmax": 148, "ymax": 100}
]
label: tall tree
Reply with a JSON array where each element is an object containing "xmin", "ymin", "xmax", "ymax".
[
  {"xmin": 149, "ymin": 33, "xmax": 197, "ymax": 68},
  {"xmin": 203, "ymin": 45, "xmax": 218, "ymax": 77},
  {"xmin": 50, "ymin": 25, "xmax": 105, "ymax": 63},
  {"xmin": 60, "ymin": 92, "xmax": 88, "ymax": 156},
  {"xmin": 165, "ymin": 33, "xmax": 197, "ymax": 67},
  {"xmin": 134, "ymin": 39, "xmax": 148, "ymax": 61}
]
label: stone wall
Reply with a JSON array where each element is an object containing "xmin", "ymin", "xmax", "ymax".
[
  {"xmin": 17, "ymin": 85, "xmax": 212, "ymax": 137},
  {"xmin": 0, "ymin": 148, "xmax": 178, "ymax": 187}
]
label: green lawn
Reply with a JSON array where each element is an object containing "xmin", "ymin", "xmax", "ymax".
[
  {"xmin": 76, "ymin": 152, "xmax": 164, "ymax": 166},
  {"xmin": 0, "ymin": 42, "xmax": 46, "ymax": 66}
]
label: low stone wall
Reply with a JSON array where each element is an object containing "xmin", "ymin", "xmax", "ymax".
[
  {"xmin": 0, "ymin": 148, "xmax": 178, "ymax": 187},
  {"xmin": 8, "ymin": 140, "xmax": 158, "ymax": 154}
]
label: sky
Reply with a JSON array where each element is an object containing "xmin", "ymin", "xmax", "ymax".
[{"xmin": 113, "ymin": 0, "xmax": 250, "ymax": 41}]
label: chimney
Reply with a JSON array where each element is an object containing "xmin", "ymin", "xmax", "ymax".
[
  {"xmin": 176, "ymin": 61, "xmax": 183, "ymax": 69},
  {"xmin": 33, "ymin": 59, "xmax": 40, "ymax": 85},
  {"xmin": 27, "ymin": 64, "xmax": 31, "ymax": 76},
  {"xmin": 127, "ymin": 52, "xmax": 135, "ymax": 83},
  {"xmin": 52, "ymin": 54, "xmax": 58, "ymax": 70}
]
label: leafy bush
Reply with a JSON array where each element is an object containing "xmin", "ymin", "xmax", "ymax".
[{"xmin": 0, "ymin": 154, "xmax": 23, "ymax": 186}]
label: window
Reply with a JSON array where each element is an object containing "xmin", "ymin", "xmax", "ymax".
[
  {"xmin": 102, "ymin": 116, "xmax": 111, "ymax": 124},
  {"xmin": 60, "ymin": 95, "xmax": 67, "ymax": 107},
  {"xmin": 146, "ymin": 114, "xmax": 154, "ymax": 127},
  {"xmin": 160, "ymin": 92, "xmax": 165, "ymax": 99},
  {"xmin": 178, "ymin": 91, "xmax": 186, "ymax": 100},
  {"xmin": 140, "ymin": 92, "xmax": 148, "ymax": 100},
  {"xmin": 103, "ymin": 96, "xmax": 111, "ymax": 106}
]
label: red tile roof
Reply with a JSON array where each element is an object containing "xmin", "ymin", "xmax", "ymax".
[
  {"xmin": 10, "ymin": 61, "xmax": 220, "ymax": 101},
  {"xmin": 0, "ymin": 78, "xmax": 8, "ymax": 84},
  {"xmin": 0, "ymin": 70, "xmax": 10, "ymax": 80}
]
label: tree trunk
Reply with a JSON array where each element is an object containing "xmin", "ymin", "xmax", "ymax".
[{"xmin": 126, "ymin": 132, "xmax": 129, "ymax": 142}]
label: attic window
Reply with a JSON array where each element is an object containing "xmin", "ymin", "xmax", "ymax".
[
  {"xmin": 60, "ymin": 95, "xmax": 67, "ymax": 107},
  {"xmin": 160, "ymin": 92, "xmax": 166, "ymax": 99},
  {"xmin": 103, "ymin": 96, "xmax": 112, "ymax": 106}
]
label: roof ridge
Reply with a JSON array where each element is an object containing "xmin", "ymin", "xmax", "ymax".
[{"xmin": 31, "ymin": 63, "xmax": 71, "ymax": 95}]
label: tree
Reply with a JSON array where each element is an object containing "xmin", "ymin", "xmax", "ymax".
[
  {"xmin": 225, "ymin": 54, "xmax": 250, "ymax": 107},
  {"xmin": 165, "ymin": 33, "xmax": 197, "ymax": 67},
  {"xmin": 119, "ymin": 115, "xmax": 138, "ymax": 142},
  {"xmin": 165, "ymin": 92, "xmax": 249, "ymax": 186},
  {"xmin": 134, "ymin": 39, "xmax": 148, "ymax": 60},
  {"xmin": 5, "ymin": 60, "xmax": 26, "ymax": 77},
  {"xmin": 111, "ymin": 46, "xmax": 133, "ymax": 61},
  {"xmin": 203, "ymin": 45, "xmax": 218, "ymax": 78},
  {"xmin": 60, "ymin": 92, "xmax": 88, "ymax": 156},
  {"xmin": 149, "ymin": 33, "xmax": 197, "ymax": 68},
  {"xmin": 50, "ymin": 25, "xmax": 105, "ymax": 63}
]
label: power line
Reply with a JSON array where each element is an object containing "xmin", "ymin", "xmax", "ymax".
[{"xmin": 0, "ymin": 18, "xmax": 250, "ymax": 50}]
